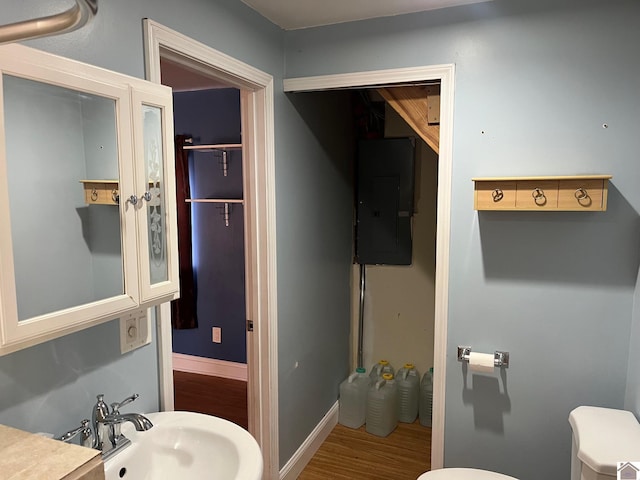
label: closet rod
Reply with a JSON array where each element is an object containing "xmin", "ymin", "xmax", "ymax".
[
  {"xmin": 0, "ymin": 0, "xmax": 98, "ymax": 45},
  {"xmin": 185, "ymin": 199, "xmax": 244, "ymax": 204},
  {"xmin": 183, "ymin": 144, "xmax": 242, "ymax": 151}
]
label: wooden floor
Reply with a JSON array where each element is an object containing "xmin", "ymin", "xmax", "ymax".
[
  {"xmin": 174, "ymin": 371, "xmax": 431, "ymax": 479},
  {"xmin": 299, "ymin": 421, "xmax": 431, "ymax": 480},
  {"xmin": 173, "ymin": 370, "xmax": 248, "ymax": 429}
]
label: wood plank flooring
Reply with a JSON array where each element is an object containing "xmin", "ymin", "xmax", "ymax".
[
  {"xmin": 299, "ymin": 421, "xmax": 431, "ymax": 480},
  {"xmin": 173, "ymin": 370, "xmax": 248, "ymax": 429},
  {"xmin": 173, "ymin": 371, "xmax": 431, "ymax": 479}
]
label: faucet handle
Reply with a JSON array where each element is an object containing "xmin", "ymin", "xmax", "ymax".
[
  {"xmin": 110, "ymin": 393, "xmax": 139, "ymax": 414},
  {"xmin": 79, "ymin": 419, "xmax": 94, "ymax": 448},
  {"xmin": 109, "ymin": 393, "xmax": 140, "ymax": 445},
  {"xmin": 56, "ymin": 419, "xmax": 93, "ymax": 448}
]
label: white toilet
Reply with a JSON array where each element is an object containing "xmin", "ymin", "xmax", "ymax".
[
  {"xmin": 569, "ymin": 405, "xmax": 640, "ymax": 479},
  {"xmin": 418, "ymin": 405, "xmax": 640, "ymax": 480},
  {"xmin": 417, "ymin": 468, "xmax": 517, "ymax": 479}
]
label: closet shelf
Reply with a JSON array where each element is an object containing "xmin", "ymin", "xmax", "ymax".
[
  {"xmin": 186, "ymin": 198, "xmax": 244, "ymax": 204},
  {"xmin": 183, "ymin": 143, "xmax": 242, "ymax": 151}
]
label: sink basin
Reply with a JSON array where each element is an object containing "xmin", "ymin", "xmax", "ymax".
[{"xmin": 103, "ymin": 411, "xmax": 262, "ymax": 480}]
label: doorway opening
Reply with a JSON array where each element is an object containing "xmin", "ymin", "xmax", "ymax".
[
  {"xmin": 169, "ymin": 83, "xmax": 248, "ymax": 428},
  {"xmin": 143, "ymin": 19, "xmax": 279, "ymax": 479},
  {"xmin": 284, "ymin": 66, "xmax": 454, "ymax": 471}
]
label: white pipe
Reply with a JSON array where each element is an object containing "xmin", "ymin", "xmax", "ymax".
[
  {"xmin": 0, "ymin": 0, "xmax": 98, "ymax": 45},
  {"xmin": 358, "ymin": 264, "xmax": 365, "ymax": 369}
]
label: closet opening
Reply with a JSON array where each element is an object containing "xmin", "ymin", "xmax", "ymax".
[
  {"xmin": 284, "ymin": 66, "xmax": 454, "ymax": 471},
  {"xmin": 288, "ymin": 87, "xmax": 437, "ymax": 478}
]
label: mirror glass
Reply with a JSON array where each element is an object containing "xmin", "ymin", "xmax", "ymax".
[{"xmin": 2, "ymin": 74, "xmax": 124, "ymax": 321}]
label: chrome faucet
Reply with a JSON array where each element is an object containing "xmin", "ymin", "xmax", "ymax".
[
  {"xmin": 100, "ymin": 412, "xmax": 154, "ymax": 431},
  {"xmin": 91, "ymin": 393, "xmax": 153, "ymax": 460},
  {"xmin": 91, "ymin": 393, "xmax": 110, "ymax": 451}
]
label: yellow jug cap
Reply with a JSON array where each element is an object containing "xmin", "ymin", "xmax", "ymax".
[
  {"xmin": 379, "ymin": 360, "xmax": 389, "ymax": 365},
  {"xmin": 404, "ymin": 363, "xmax": 414, "ymax": 369},
  {"xmin": 382, "ymin": 373, "xmax": 394, "ymax": 380}
]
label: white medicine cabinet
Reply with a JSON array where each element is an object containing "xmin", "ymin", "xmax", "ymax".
[{"xmin": 0, "ymin": 44, "xmax": 179, "ymax": 355}]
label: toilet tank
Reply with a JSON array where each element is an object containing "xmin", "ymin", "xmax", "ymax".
[{"xmin": 569, "ymin": 406, "xmax": 640, "ymax": 480}]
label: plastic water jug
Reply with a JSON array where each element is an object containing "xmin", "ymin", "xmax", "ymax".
[
  {"xmin": 369, "ymin": 359, "xmax": 394, "ymax": 382},
  {"xmin": 366, "ymin": 373, "xmax": 398, "ymax": 437},
  {"xmin": 396, "ymin": 363, "xmax": 420, "ymax": 423},
  {"xmin": 338, "ymin": 367, "xmax": 370, "ymax": 429},
  {"xmin": 419, "ymin": 368, "xmax": 433, "ymax": 427}
]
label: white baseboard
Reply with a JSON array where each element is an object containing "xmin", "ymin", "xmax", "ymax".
[
  {"xmin": 279, "ymin": 401, "xmax": 339, "ymax": 480},
  {"xmin": 172, "ymin": 353, "xmax": 247, "ymax": 381}
]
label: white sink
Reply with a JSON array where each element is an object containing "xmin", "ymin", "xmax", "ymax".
[{"xmin": 103, "ymin": 411, "xmax": 262, "ymax": 480}]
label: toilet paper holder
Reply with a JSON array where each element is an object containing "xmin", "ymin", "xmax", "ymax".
[{"xmin": 457, "ymin": 346, "xmax": 510, "ymax": 368}]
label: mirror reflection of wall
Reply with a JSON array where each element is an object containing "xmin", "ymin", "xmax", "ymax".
[{"xmin": 3, "ymin": 74, "xmax": 123, "ymax": 321}]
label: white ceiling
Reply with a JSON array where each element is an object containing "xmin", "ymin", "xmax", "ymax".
[
  {"xmin": 162, "ymin": 0, "xmax": 493, "ymax": 90},
  {"xmin": 240, "ymin": 0, "xmax": 492, "ymax": 30}
]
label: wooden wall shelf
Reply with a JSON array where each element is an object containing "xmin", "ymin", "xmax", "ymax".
[
  {"xmin": 79, "ymin": 180, "xmax": 158, "ymax": 206},
  {"xmin": 472, "ymin": 175, "xmax": 612, "ymax": 211},
  {"xmin": 79, "ymin": 180, "xmax": 119, "ymax": 205}
]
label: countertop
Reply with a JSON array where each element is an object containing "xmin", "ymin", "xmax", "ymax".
[{"xmin": 0, "ymin": 424, "xmax": 104, "ymax": 480}]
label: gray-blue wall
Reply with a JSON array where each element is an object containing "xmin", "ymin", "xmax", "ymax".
[
  {"xmin": 284, "ymin": 0, "xmax": 640, "ymax": 478},
  {"xmin": 0, "ymin": 318, "xmax": 159, "ymax": 437},
  {"xmin": 4, "ymin": 0, "xmax": 639, "ymax": 477},
  {"xmin": 1, "ymin": 0, "xmax": 355, "ymax": 473},
  {"xmin": 0, "ymin": 0, "xmax": 287, "ymax": 449},
  {"xmin": 276, "ymin": 90, "xmax": 354, "ymax": 466},
  {"xmin": 172, "ymin": 89, "xmax": 247, "ymax": 363}
]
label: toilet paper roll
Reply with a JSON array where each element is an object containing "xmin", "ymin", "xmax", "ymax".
[{"xmin": 468, "ymin": 352, "xmax": 495, "ymax": 373}]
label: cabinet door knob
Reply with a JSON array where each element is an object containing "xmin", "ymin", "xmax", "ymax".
[
  {"xmin": 491, "ymin": 188, "xmax": 504, "ymax": 202},
  {"xmin": 140, "ymin": 191, "xmax": 152, "ymax": 202},
  {"xmin": 127, "ymin": 194, "xmax": 138, "ymax": 206}
]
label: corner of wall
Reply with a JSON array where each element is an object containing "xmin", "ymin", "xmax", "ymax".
[{"xmin": 624, "ymin": 266, "xmax": 640, "ymax": 418}]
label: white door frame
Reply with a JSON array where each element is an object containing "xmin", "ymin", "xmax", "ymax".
[
  {"xmin": 284, "ymin": 65, "xmax": 454, "ymax": 470},
  {"xmin": 143, "ymin": 20, "xmax": 279, "ymax": 479}
]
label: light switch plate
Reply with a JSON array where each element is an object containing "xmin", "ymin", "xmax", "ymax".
[{"xmin": 120, "ymin": 309, "xmax": 151, "ymax": 354}]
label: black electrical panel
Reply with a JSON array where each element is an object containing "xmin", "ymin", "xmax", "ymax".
[{"xmin": 356, "ymin": 137, "xmax": 415, "ymax": 265}]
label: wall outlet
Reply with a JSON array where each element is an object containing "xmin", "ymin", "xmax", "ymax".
[{"xmin": 212, "ymin": 326, "xmax": 222, "ymax": 343}]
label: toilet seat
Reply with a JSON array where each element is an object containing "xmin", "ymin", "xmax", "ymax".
[{"xmin": 418, "ymin": 468, "xmax": 518, "ymax": 480}]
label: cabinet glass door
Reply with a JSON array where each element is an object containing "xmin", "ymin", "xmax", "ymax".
[
  {"xmin": 132, "ymin": 87, "xmax": 178, "ymax": 302},
  {"xmin": 0, "ymin": 63, "xmax": 139, "ymax": 347},
  {"xmin": 143, "ymin": 104, "xmax": 168, "ymax": 284}
]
